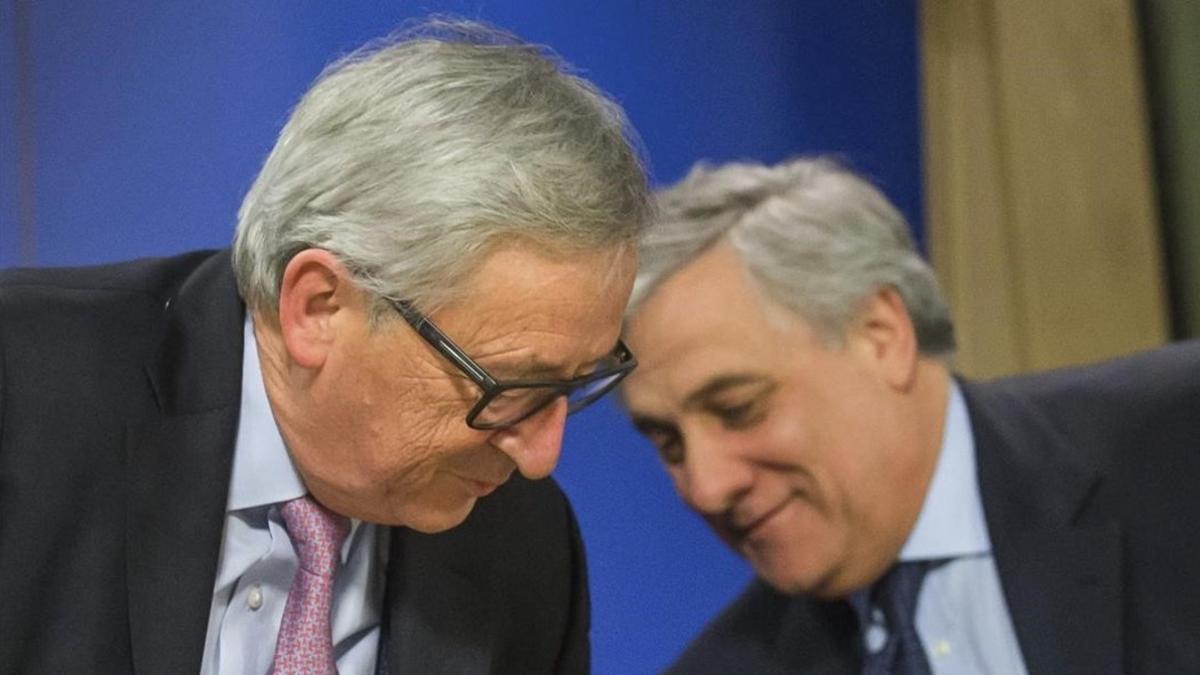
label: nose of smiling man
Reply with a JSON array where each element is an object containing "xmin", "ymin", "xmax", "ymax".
[{"xmin": 675, "ymin": 426, "xmax": 754, "ymax": 517}]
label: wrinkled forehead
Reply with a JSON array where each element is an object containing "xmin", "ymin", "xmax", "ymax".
[
  {"xmin": 429, "ymin": 240, "xmax": 637, "ymax": 369},
  {"xmin": 621, "ymin": 239, "xmax": 832, "ymax": 416},
  {"xmin": 482, "ymin": 234, "xmax": 633, "ymax": 285}
]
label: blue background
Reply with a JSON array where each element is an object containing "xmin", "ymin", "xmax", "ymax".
[{"xmin": 1, "ymin": 2, "xmax": 921, "ymax": 671}]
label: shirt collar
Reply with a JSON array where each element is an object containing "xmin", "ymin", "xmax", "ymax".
[
  {"xmin": 897, "ymin": 381, "xmax": 991, "ymax": 561},
  {"xmin": 227, "ymin": 317, "xmax": 308, "ymax": 512}
]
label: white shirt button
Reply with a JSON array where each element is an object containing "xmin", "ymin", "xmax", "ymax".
[
  {"xmin": 933, "ymin": 639, "xmax": 952, "ymax": 657},
  {"xmin": 246, "ymin": 585, "xmax": 264, "ymax": 611},
  {"xmin": 865, "ymin": 623, "xmax": 889, "ymax": 653}
]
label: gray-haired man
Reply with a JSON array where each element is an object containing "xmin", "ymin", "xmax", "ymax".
[
  {"xmin": 0, "ymin": 20, "xmax": 647, "ymax": 674},
  {"xmin": 621, "ymin": 158, "xmax": 1200, "ymax": 673}
]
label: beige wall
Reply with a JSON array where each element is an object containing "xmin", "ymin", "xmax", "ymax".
[{"xmin": 920, "ymin": 0, "xmax": 1168, "ymax": 378}]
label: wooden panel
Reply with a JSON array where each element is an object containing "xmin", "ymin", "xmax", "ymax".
[
  {"xmin": 990, "ymin": 0, "xmax": 1167, "ymax": 369},
  {"xmin": 920, "ymin": 0, "xmax": 1023, "ymax": 377},
  {"xmin": 921, "ymin": 0, "xmax": 1167, "ymax": 377}
]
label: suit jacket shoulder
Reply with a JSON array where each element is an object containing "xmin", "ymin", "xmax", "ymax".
[
  {"xmin": 0, "ymin": 250, "xmax": 236, "ymax": 673},
  {"xmin": 0, "ymin": 251, "xmax": 220, "ymax": 419},
  {"xmin": 667, "ymin": 579, "xmax": 858, "ymax": 675},
  {"xmin": 978, "ymin": 339, "xmax": 1200, "ymax": 459},
  {"xmin": 963, "ymin": 340, "xmax": 1200, "ymax": 674}
]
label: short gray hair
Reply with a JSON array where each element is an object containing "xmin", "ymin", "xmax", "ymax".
[
  {"xmin": 630, "ymin": 157, "xmax": 954, "ymax": 357},
  {"xmin": 233, "ymin": 18, "xmax": 649, "ymax": 318}
]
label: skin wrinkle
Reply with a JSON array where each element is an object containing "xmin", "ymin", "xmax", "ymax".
[
  {"xmin": 461, "ymin": 331, "xmax": 611, "ymax": 380},
  {"xmin": 267, "ymin": 320, "xmax": 448, "ymax": 497},
  {"xmin": 431, "ymin": 240, "xmax": 632, "ymax": 380},
  {"xmin": 258, "ymin": 240, "xmax": 634, "ymax": 533}
]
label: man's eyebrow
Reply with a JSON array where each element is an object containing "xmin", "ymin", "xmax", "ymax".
[
  {"xmin": 630, "ymin": 415, "xmax": 674, "ymax": 436},
  {"xmin": 485, "ymin": 358, "xmax": 564, "ymax": 381},
  {"xmin": 682, "ymin": 373, "xmax": 770, "ymax": 408},
  {"xmin": 491, "ymin": 339, "xmax": 620, "ymax": 380},
  {"xmin": 624, "ymin": 374, "xmax": 771, "ymax": 429}
]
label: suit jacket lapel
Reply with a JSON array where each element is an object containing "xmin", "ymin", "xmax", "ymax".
[
  {"xmin": 381, "ymin": 529, "xmax": 493, "ymax": 674},
  {"xmin": 963, "ymin": 381, "xmax": 1123, "ymax": 675},
  {"xmin": 774, "ymin": 595, "xmax": 859, "ymax": 674},
  {"xmin": 126, "ymin": 251, "xmax": 244, "ymax": 674}
]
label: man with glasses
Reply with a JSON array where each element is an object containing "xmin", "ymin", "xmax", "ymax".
[
  {"xmin": 620, "ymin": 157, "xmax": 1200, "ymax": 673},
  {"xmin": 0, "ymin": 20, "xmax": 646, "ymax": 674},
  {"xmin": 390, "ymin": 300, "xmax": 636, "ymax": 431}
]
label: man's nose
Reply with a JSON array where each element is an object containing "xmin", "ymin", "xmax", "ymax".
[
  {"xmin": 678, "ymin": 431, "xmax": 752, "ymax": 515},
  {"xmin": 489, "ymin": 396, "xmax": 569, "ymax": 480}
]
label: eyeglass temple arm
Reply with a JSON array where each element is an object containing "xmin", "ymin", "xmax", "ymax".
[{"xmin": 393, "ymin": 299, "xmax": 496, "ymax": 386}]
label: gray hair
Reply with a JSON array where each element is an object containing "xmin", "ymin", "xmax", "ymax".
[
  {"xmin": 233, "ymin": 18, "xmax": 649, "ymax": 318},
  {"xmin": 630, "ymin": 157, "xmax": 954, "ymax": 357}
]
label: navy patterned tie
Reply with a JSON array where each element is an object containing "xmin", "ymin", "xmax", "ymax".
[{"xmin": 860, "ymin": 561, "xmax": 933, "ymax": 675}]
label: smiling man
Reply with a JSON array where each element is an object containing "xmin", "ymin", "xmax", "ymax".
[
  {"xmin": 621, "ymin": 158, "xmax": 1200, "ymax": 674},
  {"xmin": 0, "ymin": 20, "xmax": 646, "ymax": 674}
]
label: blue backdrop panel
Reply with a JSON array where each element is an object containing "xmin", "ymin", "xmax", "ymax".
[
  {"xmin": 1, "ymin": 0, "xmax": 20, "ymax": 268},
  {"xmin": 3, "ymin": 2, "xmax": 920, "ymax": 672}
]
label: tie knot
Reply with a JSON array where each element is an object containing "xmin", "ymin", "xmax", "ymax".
[
  {"xmin": 280, "ymin": 496, "xmax": 351, "ymax": 577},
  {"xmin": 872, "ymin": 560, "xmax": 932, "ymax": 629},
  {"xmin": 856, "ymin": 559, "xmax": 940, "ymax": 675}
]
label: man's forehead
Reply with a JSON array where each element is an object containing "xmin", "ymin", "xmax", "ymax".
[
  {"xmin": 473, "ymin": 332, "xmax": 621, "ymax": 380},
  {"xmin": 629, "ymin": 241, "xmax": 774, "ymax": 332},
  {"xmin": 623, "ymin": 259, "xmax": 815, "ymax": 415},
  {"xmin": 626, "ymin": 288, "xmax": 782, "ymax": 382},
  {"xmin": 427, "ymin": 270, "xmax": 630, "ymax": 380},
  {"xmin": 623, "ymin": 335, "xmax": 770, "ymax": 412},
  {"xmin": 473, "ymin": 238, "xmax": 634, "ymax": 291}
]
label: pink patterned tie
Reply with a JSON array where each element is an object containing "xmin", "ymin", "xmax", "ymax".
[{"xmin": 271, "ymin": 496, "xmax": 350, "ymax": 675}]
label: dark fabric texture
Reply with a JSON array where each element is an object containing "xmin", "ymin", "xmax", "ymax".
[
  {"xmin": 0, "ymin": 249, "xmax": 590, "ymax": 675},
  {"xmin": 667, "ymin": 341, "xmax": 1200, "ymax": 674},
  {"xmin": 860, "ymin": 561, "xmax": 933, "ymax": 675}
]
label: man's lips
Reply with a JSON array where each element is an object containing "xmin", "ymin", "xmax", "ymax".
[
  {"xmin": 729, "ymin": 496, "xmax": 795, "ymax": 541},
  {"xmin": 456, "ymin": 472, "xmax": 510, "ymax": 497}
]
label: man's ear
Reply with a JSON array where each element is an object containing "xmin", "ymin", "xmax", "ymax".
[
  {"xmin": 846, "ymin": 286, "xmax": 919, "ymax": 391},
  {"xmin": 276, "ymin": 248, "xmax": 356, "ymax": 370}
]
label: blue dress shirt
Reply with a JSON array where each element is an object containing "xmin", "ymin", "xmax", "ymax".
[
  {"xmin": 199, "ymin": 318, "xmax": 389, "ymax": 675},
  {"xmin": 854, "ymin": 383, "xmax": 1028, "ymax": 674}
]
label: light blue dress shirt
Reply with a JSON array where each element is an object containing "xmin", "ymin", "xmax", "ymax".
[
  {"xmin": 855, "ymin": 383, "xmax": 1028, "ymax": 674},
  {"xmin": 199, "ymin": 318, "xmax": 389, "ymax": 675}
]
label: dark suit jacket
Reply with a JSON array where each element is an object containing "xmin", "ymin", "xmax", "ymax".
[
  {"xmin": 667, "ymin": 341, "xmax": 1200, "ymax": 674},
  {"xmin": 0, "ymin": 250, "xmax": 589, "ymax": 674}
]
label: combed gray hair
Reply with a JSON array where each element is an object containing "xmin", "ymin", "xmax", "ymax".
[
  {"xmin": 233, "ymin": 18, "xmax": 649, "ymax": 318},
  {"xmin": 630, "ymin": 157, "xmax": 955, "ymax": 357}
]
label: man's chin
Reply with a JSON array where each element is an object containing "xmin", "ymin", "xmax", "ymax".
[
  {"xmin": 757, "ymin": 568, "xmax": 817, "ymax": 596},
  {"xmin": 392, "ymin": 497, "xmax": 478, "ymax": 533},
  {"xmin": 745, "ymin": 546, "xmax": 841, "ymax": 598},
  {"xmin": 756, "ymin": 562, "xmax": 862, "ymax": 600}
]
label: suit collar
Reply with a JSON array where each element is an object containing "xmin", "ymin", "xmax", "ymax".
[
  {"xmin": 127, "ymin": 249, "xmax": 245, "ymax": 674},
  {"xmin": 962, "ymin": 379, "xmax": 1122, "ymax": 675},
  {"xmin": 227, "ymin": 316, "xmax": 307, "ymax": 511},
  {"xmin": 900, "ymin": 382, "xmax": 992, "ymax": 561},
  {"xmin": 145, "ymin": 249, "xmax": 245, "ymax": 415}
]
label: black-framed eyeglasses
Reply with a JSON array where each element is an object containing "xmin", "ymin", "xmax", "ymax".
[{"xmin": 390, "ymin": 299, "xmax": 637, "ymax": 430}]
